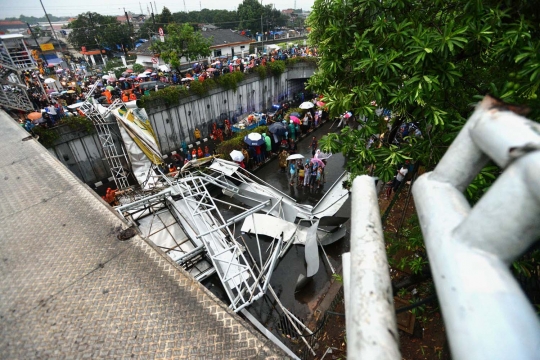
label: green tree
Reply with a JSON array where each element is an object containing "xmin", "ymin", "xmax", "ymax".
[
  {"xmin": 237, "ymin": 0, "xmax": 265, "ymax": 31},
  {"xmin": 307, "ymin": 0, "xmax": 540, "ymax": 184},
  {"xmin": 151, "ymin": 23, "xmax": 212, "ymax": 69},
  {"xmin": 157, "ymin": 7, "xmax": 173, "ymax": 25},
  {"xmin": 68, "ymin": 12, "xmax": 131, "ymax": 50}
]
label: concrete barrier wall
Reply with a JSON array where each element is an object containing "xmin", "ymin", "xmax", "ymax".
[
  {"xmin": 46, "ymin": 123, "xmax": 127, "ymax": 186},
  {"xmin": 146, "ymin": 64, "xmax": 315, "ymax": 154}
]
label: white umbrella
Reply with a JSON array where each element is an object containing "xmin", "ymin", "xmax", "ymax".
[
  {"xmin": 44, "ymin": 78, "xmax": 56, "ymax": 84},
  {"xmin": 247, "ymin": 132, "xmax": 262, "ymax": 141},
  {"xmin": 315, "ymin": 149, "xmax": 332, "ymax": 160},
  {"xmin": 138, "ymin": 73, "xmax": 149, "ymax": 78},
  {"xmin": 299, "ymin": 101, "xmax": 315, "ymax": 109},
  {"xmin": 102, "ymin": 75, "xmax": 110, "ymax": 80},
  {"xmin": 286, "ymin": 153, "xmax": 305, "ymax": 161},
  {"xmin": 230, "ymin": 150, "xmax": 244, "ymax": 162},
  {"xmin": 181, "ymin": 77, "xmax": 194, "ymax": 81}
]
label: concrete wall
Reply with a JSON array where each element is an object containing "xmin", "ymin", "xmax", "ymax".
[
  {"xmin": 146, "ymin": 63, "xmax": 315, "ymax": 154},
  {"xmin": 46, "ymin": 123, "xmax": 127, "ymax": 186}
]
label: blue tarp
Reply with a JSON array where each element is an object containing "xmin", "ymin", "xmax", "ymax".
[{"xmin": 43, "ymin": 54, "xmax": 62, "ymax": 65}]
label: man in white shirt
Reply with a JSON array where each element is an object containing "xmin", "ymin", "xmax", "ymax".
[{"xmin": 386, "ymin": 162, "xmax": 410, "ymax": 198}]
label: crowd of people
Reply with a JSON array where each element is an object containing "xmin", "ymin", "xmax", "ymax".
[{"xmin": 15, "ymin": 45, "xmax": 318, "ymax": 131}]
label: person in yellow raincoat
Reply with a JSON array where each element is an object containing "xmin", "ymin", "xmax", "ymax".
[{"xmin": 194, "ymin": 128, "xmax": 201, "ymax": 141}]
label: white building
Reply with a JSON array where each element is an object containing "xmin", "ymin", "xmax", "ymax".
[{"xmin": 130, "ymin": 28, "xmax": 253, "ymax": 69}]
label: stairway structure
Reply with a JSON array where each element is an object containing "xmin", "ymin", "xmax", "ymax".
[{"xmin": 0, "ymin": 34, "xmax": 37, "ymax": 111}]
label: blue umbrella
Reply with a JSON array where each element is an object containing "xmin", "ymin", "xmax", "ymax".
[
  {"xmin": 244, "ymin": 133, "xmax": 265, "ymax": 146},
  {"xmin": 290, "ymin": 112, "xmax": 301, "ymax": 117}
]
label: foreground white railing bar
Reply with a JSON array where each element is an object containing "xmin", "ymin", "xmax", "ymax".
[
  {"xmin": 343, "ymin": 176, "xmax": 401, "ymax": 360},
  {"xmin": 413, "ymin": 96, "xmax": 540, "ymax": 360}
]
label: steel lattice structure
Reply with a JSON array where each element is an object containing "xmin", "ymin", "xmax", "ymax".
[{"xmin": 79, "ymin": 99, "xmax": 131, "ymax": 190}]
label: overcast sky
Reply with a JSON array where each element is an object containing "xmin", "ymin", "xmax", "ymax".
[{"xmin": 4, "ymin": 0, "xmax": 315, "ymax": 19}]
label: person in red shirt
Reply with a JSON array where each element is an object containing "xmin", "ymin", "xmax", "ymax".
[
  {"xmin": 254, "ymin": 145, "xmax": 262, "ymax": 166},
  {"xmin": 191, "ymin": 148, "xmax": 197, "ymax": 159},
  {"xmin": 197, "ymin": 146, "xmax": 204, "ymax": 159}
]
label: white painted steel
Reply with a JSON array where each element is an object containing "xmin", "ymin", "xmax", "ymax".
[
  {"xmin": 346, "ymin": 176, "xmax": 400, "ymax": 360},
  {"xmin": 413, "ymin": 96, "xmax": 540, "ymax": 360}
]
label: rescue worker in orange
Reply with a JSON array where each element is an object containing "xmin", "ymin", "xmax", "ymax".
[
  {"xmin": 191, "ymin": 148, "xmax": 197, "ymax": 160},
  {"xmin": 122, "ymin": 92, "xmax": 129, "ymax": 102},
  {"xmin": 129, "ymin": 92, "xmax": 137, "ymax": 101},
  {"xmin": 102, "ymin": 89, "xmax": 112, "ymax": 104},
  {"xmin": 197, "ymin": 146, "xmax": 204, "ymax": 159}
]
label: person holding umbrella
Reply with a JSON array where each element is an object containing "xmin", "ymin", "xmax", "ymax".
[
  {"xmin": 261, "ymin": 133, "xmax": 271, "ymax": 158},
  {"xmin": 288, "ymin": 120, "xmax": 296, "ymax": 141}
]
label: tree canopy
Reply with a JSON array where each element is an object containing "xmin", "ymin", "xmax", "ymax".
[
  {"xmin": 307, "ymin": 0, "xmax": 540, "ymax": 185},
  {"xmin": 151, "ymin": 23, "xmax": 212, "ymax": 69},
  {"xmin": 237, "ymin": 0, "xmax": 288, "ymax": 32},
  {"xmin": 67, "ymin": 12, "xmax": 131, "ymax": 51}
]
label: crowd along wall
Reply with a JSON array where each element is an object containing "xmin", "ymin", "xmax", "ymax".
[
  {"xmin": 146, "ymin": 63, "xmax": 315, "ymax": 154},
  {"xmin": 45, "ymin": 63, "xmax": 316, "ymax": 186}
]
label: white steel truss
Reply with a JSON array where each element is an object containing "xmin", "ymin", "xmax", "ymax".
[
  {"xmin": 0, "ymin": 35, "xmax": 36, "ymax": 111},
  {"xmin": 79, "ymin": 99, "xmax": 131, "ymax": 190},
  {"xmin": 169, "ymin": 176, "xmax": 267, "ymax": 312}
]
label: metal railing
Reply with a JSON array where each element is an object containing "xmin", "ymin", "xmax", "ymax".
[{"xmin": 343, "ymin": 96, "xmax": 540, "ymax": 360}]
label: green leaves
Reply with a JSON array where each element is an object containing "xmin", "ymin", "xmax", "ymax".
[
  {"xmin": 308, "ymin": 0, "xmax": 540, "ymax": 199},
  {"xmin": 151, "ymin": 23, "xmax": 211, "ymax": 69}
]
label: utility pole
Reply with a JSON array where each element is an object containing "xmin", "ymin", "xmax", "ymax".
[
  {"xmin": 150, "ymin": 2, "xmax": 156, "ymax": 31},
  {"xmin": 38, "ymin": 0, "xmax": 62, "ymax": 52},
  {"xmin": 124, "ymin": 8, "xmax": 134, "ymax": 49},
  {"xmin": 261, "ymin": 15, "xmax": 264, "ymax": 53}
]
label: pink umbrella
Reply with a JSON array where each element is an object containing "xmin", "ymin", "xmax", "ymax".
[
  {"xmin": 316, "ymin": 101, "xmax": 325, "ymax": 107},
  {"xmin": 344, "ymin": 111, "xmax": 352, "ymax": 118},
  {"xmin": 290, "ymin": 115, "xmax": 301, "ymax": 124},
  {"xmin": 310, "ymin": 157, "xmax": 325, "ymax": 168},
  {"xmin": 206, "ymin": 68, "xmax": 217, "ymax": 72}
]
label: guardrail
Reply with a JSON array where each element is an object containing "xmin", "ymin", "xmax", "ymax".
[{"xmin": 343, "ymin": 96, "xmax": 540, "ymax": 360}]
